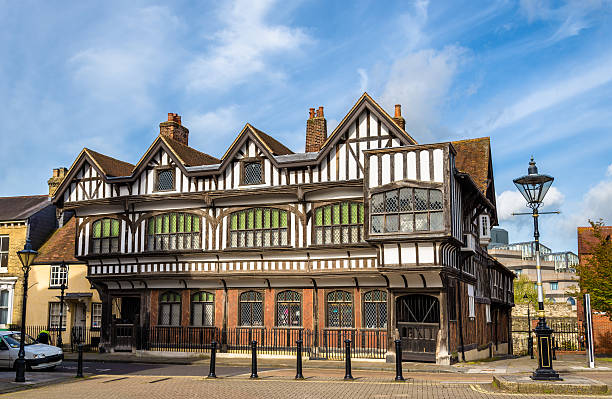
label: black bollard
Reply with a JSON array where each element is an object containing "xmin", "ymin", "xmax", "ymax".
[
  {"xmin": 250, "ymin": 340, "xmax": 258, "ymax": 379},
  {"xmin": 295, "ymin": 339, "xmax": 304, "ymax": 379},
  {"xmin": 528, "ymin": 336, "xmax": 534, "ymax": 359},
  {"xmin": 344, "ymin": 339, "xmax": 353, "ymax": 380},
  {"xmin": 76, "ymin": 343, "xmax": 84, "ymax": 378},
  {"xmin": 208, "ymin": 341, "xmax": 217, "ymax": 378},
  {"xmin": 394, "ymin": 339, "xmax": 404, "ymax": 381}
]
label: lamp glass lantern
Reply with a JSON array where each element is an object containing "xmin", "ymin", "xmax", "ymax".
[{"xmin": 513, "ymin": 157, "xmax": 554, "ymax": 209}]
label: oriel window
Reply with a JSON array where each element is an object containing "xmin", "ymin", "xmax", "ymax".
[{"xmin": 370, "ymin": 188, "xmax": 444, "ymax": 234}]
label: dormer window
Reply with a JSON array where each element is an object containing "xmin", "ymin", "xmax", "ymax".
[
  {"xmin": 242, "ymin": 160, "xmax": 263, "ymax": 185},
  {"xmin": 157, "ymin": 169, "xmax": 174, "ymax": 191}
]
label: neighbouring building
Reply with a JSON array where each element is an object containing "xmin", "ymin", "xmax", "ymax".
[
  {"xmin": 488, "ymin": 227, "xmax": 509, "ymax": 248},
  {"xmin": 28, "ymin": 216, "xmax": 101, "ymax": 347},
  {"xmin": 0, "ymin": 192, "xmax": 58, "ymax": 328},
  {"xmin": 51, "ymin": 93, "xmax": 514, "ymax": 364}
]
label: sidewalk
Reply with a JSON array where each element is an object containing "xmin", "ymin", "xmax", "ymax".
[
  {"xmin": 63, "ymin": 351, "xmax": 608, "ymax": 374},
  {"xmin": 0, "ymin": 371, "xmax": 75, "ymax": 395}
]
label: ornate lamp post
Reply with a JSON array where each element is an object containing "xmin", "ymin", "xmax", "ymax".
[
  {"xmin": 513, "ymin": 157, "xmax": 560, "ymax": 380},
  {"xmin": 57, "ymin": 261, "xmax": 68, "ymax": 348},
  {"xmin": 15, "ymin": 239, "xmax": 38, "ymax": 382}
]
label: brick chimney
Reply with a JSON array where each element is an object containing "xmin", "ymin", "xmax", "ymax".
[
  {"xmin": 392, "ymin": 104, "xmax": 406, "ymax": 131},
  {"xmin": 48, "ymin": 167, "xmax": 67, "ymax": 196},
  {"xmin": 305, "ymin": 106, "xmax": 327, "ymax": 152},
  {"xmin": 160, "ymin": 113, "xmax": 189, "ymax": 145}
]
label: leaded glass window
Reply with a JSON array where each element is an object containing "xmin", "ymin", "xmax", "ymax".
[
  {"xmin": 276, "ymin": 290, "xmax": 301, "ymax": 327},
  {"xmin": 239, "ymin": 291, "xmax": 263, "ymax": 326},
  {"xmin": 327, "ymin": 290, "xmax": 353, "ymax": 328},
  {"xmin": 191, "ymin": 291, "xmax": 214, "ymax": 327},
  {"xmin": 147, "ymin": 213, "xmax": 201, "ymax": 251},
  {"xmin": 313, "ymin": 202, "xmax": 364, "ymax": 245},
  {"xmin": 157, "ymin": 169, "xmax": 174, "ymax": 191},
  {"xmin": 229, "ymin": 208, "xmax": 288, "ymax": 248},
  {"xmin": 370, "ymin": 188, "xmax": 443, "ymax": 234},
  {"xmin": 243, "ymin": 161, "xmax": 263, "ymax": 185},
  {"xmin": 363, "ymin": 290, "xmax": 387, "ymax": 329},
  {"xmin": 91, "ymin": 218, "xmax": 120, "ymax": 254},
  {"xmin": 159, "ymin": 291, "xmax": 181, "ymax": 326}
]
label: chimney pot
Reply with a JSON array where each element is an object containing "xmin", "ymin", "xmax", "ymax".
[
  {"xmin": 392, "ymin": 104, "xmax": 406, "ymax": 131},
  {"xmin": 306, "ymin": 105, "xmax": 327, "ymax": 152},
  {"xmin": 394, "ymin": 104, "xmax": 401, "ymax": 118},
  {"xmin": 309, "ymin": 108, "xmax": 315, "ymax": 119},
  {"xmin": 160, "ymin": 113, "xmax": 189, "ymax": 145},
  {"xmin": 317, "ymin": 106, "xmax": 324, "ymax": 118},
  {"xmin": 48, "ymin": 167, "xmax": 68, "ymax": 196}
]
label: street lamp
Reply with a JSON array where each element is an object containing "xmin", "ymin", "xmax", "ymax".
[
  {"xmin": 513, "ymin": 157, "xmax": 560, "ymax": 381},
  {"xmin": 57, "ymin": 262, "xmax": 68, "ymax": 348},
  {"xmin": 15, "ymin": 239, "xmax": 38, "ymax": 383},
  {"xmin": 523, "ymin": 293, "xmax": 534, "ymax": 359}
]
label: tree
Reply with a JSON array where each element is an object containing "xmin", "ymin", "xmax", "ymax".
[
  {"xmin": 576, "ymin": 220, "xmax": 612, "ymax": 318},
  {"xmin": 514, "ymin": 274, "xmax": 540, "ymax": 304}
]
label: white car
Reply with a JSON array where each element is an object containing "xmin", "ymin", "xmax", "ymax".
[{"xmin": 0, "ymin": 331, "xmax": 63, "ymax": 370}]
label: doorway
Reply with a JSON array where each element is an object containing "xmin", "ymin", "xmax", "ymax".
[{"xmin": 396, "ymin": 294, "xmax": 440, "ymax": 362}]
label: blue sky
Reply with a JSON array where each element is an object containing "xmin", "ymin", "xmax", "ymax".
[{"xmin": 1, "ymin": 0, "xmax": 611, "ymax": 252}]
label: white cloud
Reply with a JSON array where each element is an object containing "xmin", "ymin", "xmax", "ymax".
[
  {"xmin": 474, "ymin": 57, "xmax": 612, "ymax": 134},
  {"xmin": 496, "ymin": 186, "xmax": 564, "ymax": 221},
  {"xmin": 357, "ymin": 69, "xmax": 368, "ymax": 93},
  {"xmin": 380, "ymin": 45, "xmax": 467, "ymax": 138},
  {"xmin": 186, "ymin": 105, "xmax": 243, "ymax": 152},
  {"xmin": 606, "ymin": 163, "xmax": 612, "ymax": 176},
  {"xmin": 69, "ymin": 6, "xmax": 178, "ymax": 110},
  {"xmin": 185, "ymin": 0, "xmax": 310, "ymax": 91}
]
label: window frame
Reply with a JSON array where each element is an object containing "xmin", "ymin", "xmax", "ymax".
[
  {"xmin": 275, "ymin": 290, "xmax": 302, "ymax": 327},
  {"xmin": 368, "ymin": 184, "xmax": 445, "ymax": 236},
  {"xmin": 0, "ymin": 235, "xmax": 9, "ymax": 273},
  {"xmin": 154, "ymin": 166, "xmax": 176, "ymax": 192},
  {"xmin": 0, "ymin": 289, "xmax": 10, "ymax": 325},
  {"xmin": 326, "ymin": 290, "xmax": 354, "ymax": 329},
  {"xmin": 467, "ymin": 284, "xmax": 475, "ymax": 319},
  {"xmin": 191, "ymin": 291, "xmax": 215, "ymax": 327},
  {"xmin": 146, "ymin": 212, "xmax": 202, "ymax": 252},
  {"xmin": 311, "ymin": 201, "xmax": 365, "ymax": 246},
  {"xmin": 91, "ymin": 303, "xmax": 102, "ymax": 330},
  {"xmin": 48, "ymin": 302, "xmax": 67, "ymax": 331},
  {"xmin": 227, "ymin": 208, "xmax": 290, "ymax": 249},
  {"xmin": 158, "ymin": 291, "xmax": 182, "ymax": 326},
  {"xmin": 550, "ymin": 282, "xmax": 559, "ymax": 291},
  {"xmin": 240, "ymin": 157, "xmax": 265, "ymax": 186},
  {"xmin": 90, "ymin": 218, "xmax": 121, "ymax": 254},
  {"xmin": 49, "ymin": 264, "xmax": 69, "ymax": 289},
  {"xmin": 239, "ymin": 290, "xmax": 264, "ymax": 327},
  {"xmin": 362, "ymin": 290, "xmax": 387, "ymax": 329}
]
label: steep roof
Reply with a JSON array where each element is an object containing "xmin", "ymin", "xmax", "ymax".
[
  {"xmin": 160, "ymin": 135, "xmax": 221, "ymax": 166},
  {"xmin": 84, "ymin": 148, "xmax": 135, "ymax": 177},
  {"xmin": 452, "ymin": 137, "xmax": 491, "ymax": 194},
  {"xmin": 250, "ymin": 126, "xmax": 293, "ymax": 155},
  {"xmin": 0, "ymin": 195, "xmax": 50, "ymax": 221},
  {"xmin": 33, "ymin": 217, "xmax": 82, "ymax": 264}
]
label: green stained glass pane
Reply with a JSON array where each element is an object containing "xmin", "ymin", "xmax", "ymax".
[
  {"xmin": 102, "ymin": 219, "xmax": 110, "ymax": 237},
  {"xmin": 324, "ymin": 207, "xmax": 331, "ymax": 225},
  {"xmin": 350, "ymin": 204, "xmax": 358, "ymax": 224},
  {"xmin": 280, "ymin": 211, "xmax": 287, "ymax": 227},
  {"xmin": 315, "ymin": 208, "xmax": 322, "ymax": 226},
  {"xmin": 264, "ymin": 209, "xmax": 270, "ymax": 228},
  {"xmin": 147, "ymin": 219, "xmax": 154, "ymax": 235},
  {"xmin": 333, "ymin": 204, "xmax": 340, "ymax": 225},
  {"xmin": 156, "ymin": 216, "xmax": 162, "ymax": 234},
  {"xmin": 342, "ymin": 203, "xmax": 349, "ymax": 224},
  {"xmin": 247, "ymin": 209, "xmax": 254, "ymax": 229},
  {"xmin": 93, "ymin": 221, "xmax": 101, "ymax": 238},
  {"xmin": 359, "ymin": 204, "xmax": 364, "ymax": 223},
  {"xmin": 271, "ymin": 209, "xmax": 279, "ymax": 228},
  {"xmin": 231, "ymin": 214, "xmax": 237, "ymax": 230},
  {"xmin": 255, "ymin": 209, "xmax": 263, "ymax": 229},
  {"xmin": 163, "ymin": 215, "xmax": 169, "ymax": 233},
  {"xmin": 178, "ymin": 214, "xmax": 184, "ymax": 232},
  {"xmin": 111, "ymin": 219, "xmax": 120, "ymax": 236},
  {"xmin": 186, "ymin": 214, "xmax": 192, "ymax": 232},
  {"xmin": 239, "ymin": 212, "xmax": 246, "ymax": 230},
  {"xmin": 193, "ymin": 216, "xmax": 200, "ymax": 232},
  {"xmin": 170, "ymin": 214, "xmax": 177, "ymax": 233}
]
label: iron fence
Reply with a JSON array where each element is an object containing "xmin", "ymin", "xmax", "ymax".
[{"xmin": 511, "ymin": 317, "xmax": 585, "ymax": 356}]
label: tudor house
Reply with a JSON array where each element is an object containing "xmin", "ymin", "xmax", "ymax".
[{"xmin": 51, "ymin": 93, "xmax": 514, "ymax": 364}]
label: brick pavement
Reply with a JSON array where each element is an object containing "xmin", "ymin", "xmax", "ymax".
[{"xmin": 2, "ymin": 371, "xmax": 612, "ymax": 399}]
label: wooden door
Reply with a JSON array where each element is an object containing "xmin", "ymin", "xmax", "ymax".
[{"xmin": 396, "ymin": 294, "xmax": 439, "ymax": 362}]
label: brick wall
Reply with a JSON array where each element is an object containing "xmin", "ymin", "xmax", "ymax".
[{"xmin": 0, "ymin": 224, "xmax": 27, "ymax": 325}]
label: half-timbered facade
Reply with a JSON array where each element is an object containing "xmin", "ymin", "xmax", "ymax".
[{"xmin": 52, "ymin": 94, "xmax": 514, "ymax": 364}]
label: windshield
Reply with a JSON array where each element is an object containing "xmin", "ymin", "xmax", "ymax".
[{"xmin": 2, "ymin": 333, "xmax": 37, "ymax": 348}]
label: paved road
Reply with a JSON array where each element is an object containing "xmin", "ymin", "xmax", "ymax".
[{"xmin": 57, "ymin": 361, "xmax": 277, "ymax": 377}]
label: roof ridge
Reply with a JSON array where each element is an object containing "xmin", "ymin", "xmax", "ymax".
[
  {"xmin": 0, "ymin": 194, "xmax": 47, "ymax": 199},
  {"xmin": 161, "ymin": 135, "xmax": 221, "ymax": 162},
  {"xmin": 248, "ymin": 125, "xmax": 293, "ymax": 155},
  {"xmin": 84, "ymin": 148, "xmax": 136, "ymax": 168}
]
